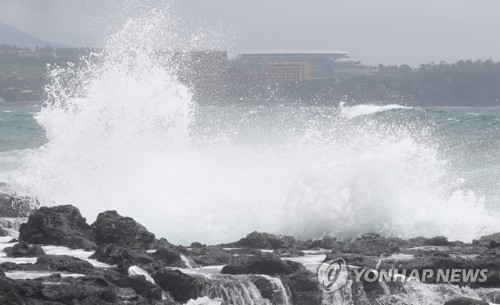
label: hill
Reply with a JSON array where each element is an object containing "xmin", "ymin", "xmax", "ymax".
[{"xmin": 0, "ymin": 22, "xmax": 62, "ymax": 48}]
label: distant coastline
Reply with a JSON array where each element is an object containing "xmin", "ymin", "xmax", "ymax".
[{"xmin": 1, "ymin": 44, "xmax": 499, "ymax": 106}]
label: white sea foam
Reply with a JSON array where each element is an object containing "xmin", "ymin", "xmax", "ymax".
[
  {"xmin": 4, "ymin": 271, "xmax": 85, "ymax": 280},
  {"xmin": 340, "ymin": 103, "xmax": 411, "ymax": 119},
  {"xmin": 128, "ymin": 265, "xmax": 155, "ymax": 284},
  {"xmin": 185, "ymin": 297, "xmax": 223, "ymax": 305},
  {"xmin": 42, "ymin": 245, "xmax": 111, "ymax": 268},
  {"xmin": 7, "ymin": 7, "xmax": 500, "ymax": 245}
]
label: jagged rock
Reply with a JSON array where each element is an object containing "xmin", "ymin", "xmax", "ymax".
[
  {"xmin": 152, "ymin": 269, "xmax": 200, "ymax": 303},
  {"xmin": 90, "ymin": 244, "xmax": 154, "ymax": 266},
  {"xmin": 128, "ymin": 275, "xmax": 163, "ymax": 301},
  {"xmin": 190, "ymin": 242, "xmax": 206, "ymax": 248},
  {"xmin": 0, "ymin": 271, "xmax": 23, "ymax": 305},
  {"xmin": 151, "ymin": 237, "xmax": 176, "ymax": 250},
  {"xmin": 34, "ymin": 255, "xmax": 94, "ymax": 273},
  {"xmin": 18, "ymin": 205, "xmax": 97, "ymax": 250},
  {"xmin": 99, "ymin": 267, "xmax": 163, "ymax": 302},
  {"xmin": 407, "ymin": 236, "xmax": 429, "ymax": 247},
  {"xmin": 310, "ymin": 236, "xmax": 340, "ymax": 250},
  {"xmin": 91, "ymin": 210, "xmax": 155, "ymax": 249},
  {"xmin": 252, "ymin": 276, "xmax": 275, "ymax": 300},
  {"xmin": 443, "ymin": 297, "xmax": 489, "ymax": 305},
  {"xmin": 342, "ymin": 233, "xmax": 402, "ymax": 256},
  {"xmin": 14, "ymin": 276, "xmax": 117, "ymax": 304},
  {"xmin": 152, "ymin": 248, "xmax": 184, "ymax": 267},
  {"xmin": 477, "ymin": 232, "xmax": 500, "ymax": 248},
  {"xmin": 221, "ymin": 252, "xmax": 304, "ymax": 276},
  {"xmin": 281, "ymin": 270, "xmax": 322, "ymax": 305},
  {"xmin": 424, "ymin": 236, "xmax": 453, "ymax": 246},
  {"xmin": 3, "ymin": 241, "xmax": 45, "ymax": 257},
  {"xmin": 228, "ymin": 231, "xmax": 297, "ymax": 250},
  {"xmin": 188, "ymin": 245, "xmax": 233, "ymax": 266},
  {"xmin": 1, "ymin": 267, "xmax": 165, "ymax": 304}
]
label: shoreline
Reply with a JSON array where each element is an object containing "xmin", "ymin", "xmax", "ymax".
[{"xmin": 1, "ymin": 194, "xmax": 499, "ymax": 304}]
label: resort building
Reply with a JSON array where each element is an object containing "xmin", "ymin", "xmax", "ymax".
[{"xmin": 230, "ymin": 51, "xmax": 369, "ymax": 84}]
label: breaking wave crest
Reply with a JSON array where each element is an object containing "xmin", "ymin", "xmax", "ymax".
[
  {"xmin": 8, "ymin": 9, "xmax": 500, "ymax": 245},
  {"xmin": 340, "ymin": 103, "xmax": 411, "ymax": 119}
]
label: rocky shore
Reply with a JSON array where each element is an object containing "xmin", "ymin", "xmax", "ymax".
[{"xmin": 0, "ymin": 193, "xmax": 499, "ymax": 304}]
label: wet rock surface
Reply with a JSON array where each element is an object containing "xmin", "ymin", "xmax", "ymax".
[
  {"xmin": 91, "ymin": 210, "xmax": 155, "ymax": 249},
  {"xmin": 222, "ymin": 231, "xmax": 300, "ymax": 250},
  {"xmin": 1, "ymin": 204, "xmax": 500, "ymax": 304},
  {"xmin": 3, "ymin": 241, "xmax": 45, "ymax": 257},
  {"xmin": 221, "ymin": 252, "xmax": 304, "ymax": 276},
  {"xmin": 90, "ymin": 243, "xmax": 154, "ymax": 266},
  {"xmin": 18, "ymin": 205, "xmax": 96, "ymax": 250},
  {"xmin": 443, "ymin": 297, "xmax": 489, "ymax": 305}
]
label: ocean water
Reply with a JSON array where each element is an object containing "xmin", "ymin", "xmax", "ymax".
[
  {"xmin": 0, "ymin": 11, "xmax": 499, "ymax": 245},
  {"xmin": 1, "ymin": 101, "xmax": 499, "ymax": 245}
]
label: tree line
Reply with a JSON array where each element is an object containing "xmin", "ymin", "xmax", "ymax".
[
  {"xmin": 223, "ymin": 60, "xmax": 500, "ymax": 106},
  {"xmin": 1, "ymin": 45, "xmax": 499, "ymax": 106}
]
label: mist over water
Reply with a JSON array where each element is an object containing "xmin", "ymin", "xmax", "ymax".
[{"xmin": 7, "ymin": 8, "xmax": 500, "ymax": 245}]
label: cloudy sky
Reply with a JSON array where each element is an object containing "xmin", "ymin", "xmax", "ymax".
[{"xmin": 0, "ymin": 0, "xmax": 499, "ymax": 66}]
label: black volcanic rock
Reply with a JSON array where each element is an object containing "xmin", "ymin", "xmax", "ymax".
[
  {"xmin": 13, "ymin": 276, "xmax": 117, "ymax": 304},
  {"xmin": 150, "ymin": 237, "xmax": 176, "ymax": 250},
  {"xmin": 281, "ymin": 270, "xmax": 322, "ymax": 305},
  {"xmin": 188, "ymin": 245, "xmax": 233, "ymax": 266},
  {"xmin": 152, "ymin": 269, "xmax": 200, "ymax": 303},
  {"xmin": 190, "ymin": 242, "xmax": 206, "ymax": 248},
  {"xmin": 152, "ymin": 248, "xmax": 184, "ymax": 267},
  {"xmin": 3, "ymin": 241, "xmax": 45, "ymax": 257},
  {"xmin": 228, "ymin": 231, "xmax": 297, "ymax": 250},
  {"xmin": 128, "ymin": 275, "xmax": 163, "ymax": 301},
  {"xmin": 0, "ymin": 265, "xmax": 164, "ymax": 304},
  {"xmin": 100, "ymin": 268, "xmax": 164, "ymax": 302},
  {"xmin": 225, "ymin": 231, "xmax": 297, "ymax": 250},
  {"xmin": 310, "ymin": 236, "xmax": 340, "ymax": 250},
  {"xmin": 342, "ymin": 233, "xmax": 402, "ymax": 256},
  {"xmin": 90, "ymin": 244, "xmax": 154, "ymax": 266},
  {"xmin": 18, "ymin": 205, "xmax": 97, "ymax": 250},
  {"xmin": 443, "ymin": 297, "xmax": 489, "ymax": 305},
  {"xmin": 252, "ymin": 276, "xmax": 276, "ymax": 300},
  {"xmin": 221, "ymin": 252, "xmax": 304, "ymax": 276},
  {"xmin": 477, "ymin": 232, "xmax": 500, "ymax": 248},
  {"xmin": 0, "ymin": 276, "xmax": 24, "ymax": 305},
  {"xmin": 91, "ymin": 210, "xmax": 155, "ymax": 249},
  {"xmin": 35, "ymin": 255, "xmax": 94, "ymax": 273},
  {"xmin": 424, "ymin": 236, "xmax": 453, "ymax": 246}
]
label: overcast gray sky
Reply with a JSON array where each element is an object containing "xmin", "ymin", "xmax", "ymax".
[{"xmin": 0, "ymin": 0, "xmax": 499, "ymax": 66}]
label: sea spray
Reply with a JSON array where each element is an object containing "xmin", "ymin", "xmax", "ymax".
[{"xmin": 8, "ymin": 9, "xmax": 500, "ymax": 245}]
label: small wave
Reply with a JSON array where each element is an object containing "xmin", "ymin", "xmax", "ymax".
[
  {"xmin": 340, "ymin": 103, "xmax": 411, "ymax": 119},
  {"xmin": 185, "ymin": 297, "xmax": 222, "ymax": 305}
]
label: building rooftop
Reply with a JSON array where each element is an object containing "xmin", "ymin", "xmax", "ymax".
[{"xmin": 238, "ymin": 51, "xmax": 350, "ymax": 56}]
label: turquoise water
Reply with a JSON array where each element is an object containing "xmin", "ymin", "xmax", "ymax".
[
  {"xmin": 1, "ymin": 103, "xmax": 499, "ymax": 243},
  {"xmin": 0, "ymin": 102, "xmax": 45, "ymax": 180}
]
